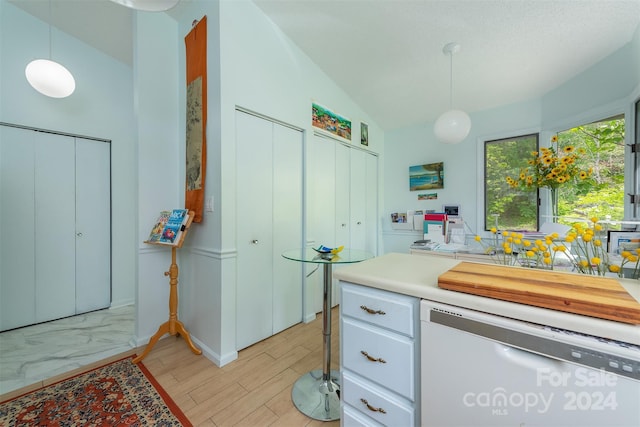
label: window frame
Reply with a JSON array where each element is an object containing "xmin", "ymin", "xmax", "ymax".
[{"xmin": 483, "ymin": 133, "xmax": 540, "ymax": 232}]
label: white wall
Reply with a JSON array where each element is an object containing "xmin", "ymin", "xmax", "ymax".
[
  {"xmin": 0, "ymin": 0, "xmax": 136, "ymax": 309},
  {"xmin": 383, "ymin": 28, "xmax": 640, "ymax": 254},
  {"xmin": 167, "ymin": 0, "xmax": 385, "ymax": 365},
  {"xmin": 134, "ymin": 12, "xmax": 181, "ymax": 345}
]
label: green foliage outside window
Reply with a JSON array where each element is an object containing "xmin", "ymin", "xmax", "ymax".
[{"xmin": 484, "ymin": 117, "xmax": 625, "ymax": 232}]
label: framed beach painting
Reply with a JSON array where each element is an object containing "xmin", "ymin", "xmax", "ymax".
[{"xmin": 410, "ymin": 162, "xmax": 444, "ymax": 191}]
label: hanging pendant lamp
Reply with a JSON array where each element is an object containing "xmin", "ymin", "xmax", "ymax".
[
  {"xmin": 109, "ymin": 0, "xmax": 180, "ymax": 12},
  {"xmin": 434, "ymin": 42, "xmax": 471, "ymax": 145},
  {"xmin": 25, "ymin": 0, "xmax": 75, "ymax": 98}
]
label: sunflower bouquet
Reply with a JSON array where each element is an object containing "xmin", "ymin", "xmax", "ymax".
[{"xmin": 506, "ymin": 135, "xmax": 593, "ymax": 219}]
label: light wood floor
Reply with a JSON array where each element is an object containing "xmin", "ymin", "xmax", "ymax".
[{"xmin": 2, "ymin": 308, "xmax": 340, "ymax": 427}]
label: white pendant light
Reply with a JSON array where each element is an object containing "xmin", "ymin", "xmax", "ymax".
[
  {"xmin": 434, "ymin": 42, "xmax": 471, "ymax": 144},
  {"xmin": 25, "ymin": 0, "xmax": 75, "ymax": 98},
  {"xmin": 25, "ymin": 59, "xmax": 75, "ymax": 98},
  {"xmin": 109, "ymin": 0, "xmax": 180, "ymax": 12}
]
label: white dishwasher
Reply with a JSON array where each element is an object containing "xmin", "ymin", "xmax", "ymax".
[{"xmin": 420, "ymin": 300, "xmax": 640, "ymax": 427}]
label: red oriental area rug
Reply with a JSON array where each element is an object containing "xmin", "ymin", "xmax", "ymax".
[{"xmin": 0, "ymin": 355, "xmax": 191, "ymax": 426}]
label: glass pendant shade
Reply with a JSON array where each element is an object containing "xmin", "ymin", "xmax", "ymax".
[
  {"xmin": 434, "ymin": 109, "xmax": 471, "ymax": 145},
  {"xmin": 109, "ymin": 0, "xmax": 180, "ymax": 11},
  {"xmin": 25, "ymin": 59, "xmax": 76, "ymax": 98}
]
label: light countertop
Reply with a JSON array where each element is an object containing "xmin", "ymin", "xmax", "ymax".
[{"xmin": 333, "ymin": 252, "xmax": 640, "ymax": 345}]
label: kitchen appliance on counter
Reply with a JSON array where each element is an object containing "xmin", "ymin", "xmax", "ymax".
[{"xmin": 420, "ymin": 300, "xmax": 640, "ymax": 426}]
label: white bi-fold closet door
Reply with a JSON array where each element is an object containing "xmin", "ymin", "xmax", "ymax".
[
  {"xmin": 235, "ymin": 110, "xmax": 304, "ymax": 350},
  {"xmin": 0, "ymin": 125, "xmax": 111, "ymax": 331}
]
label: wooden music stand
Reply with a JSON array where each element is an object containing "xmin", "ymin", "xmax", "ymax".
[{"xmin": 133, "ymin": 210, "xmax": 202, "ymax": 364}]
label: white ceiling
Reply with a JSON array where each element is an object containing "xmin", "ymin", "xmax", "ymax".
[{"xmin": 9, "ymin": 0, "xmax": 640, "ymax": 130}]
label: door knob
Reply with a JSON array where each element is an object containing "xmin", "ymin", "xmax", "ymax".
[
  {"xmin": 251, "ymin": 239, "xmax": 259, "ymax": 244},
  {"xmin": 76, "ymin": 232, "xmax": 83, "ymax": 237}
]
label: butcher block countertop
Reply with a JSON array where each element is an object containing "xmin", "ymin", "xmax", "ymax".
[{"xmin": 333, "ymin": 252, "xmax": 640, "ymax": 345}]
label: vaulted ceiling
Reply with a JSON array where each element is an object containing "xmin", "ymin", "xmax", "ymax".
[{"xmin": 9, "ymin": 0, "xmax": 640, "ymax": 130}]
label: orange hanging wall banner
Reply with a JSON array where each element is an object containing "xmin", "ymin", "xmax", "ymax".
[{"xmin": 184, "ymin": 16, "xmax": 207, "ymax": 223}]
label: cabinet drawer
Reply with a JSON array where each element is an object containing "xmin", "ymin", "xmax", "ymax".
[
  {"xmin": 342, "ymin": 317, "xmax": 415, "ymax": 400},
  {"xmin": 341, "ymin": 282, "xmax": 417, "ymax": 337},
  {"xmin": 342, "ymin": 404, "xmax": 384, "ymax": 427},
  {"xmin": 342, "ymin": 370, "xmax": 415, "ymax": 427}
]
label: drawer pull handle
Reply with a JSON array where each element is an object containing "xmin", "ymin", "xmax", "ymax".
[
  {"xmin": 361, "ymin": 350, "xmax": 386, "ymax": 363},
  {"xmin": 360, "ymin": 305, "xmax": 386, "ymax": 315},
  {"xmin": 360, "ymin": 398, "xmax": 386, "ymax": 414}
]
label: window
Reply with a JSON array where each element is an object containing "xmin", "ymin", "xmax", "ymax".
[
  {"xmin": 556, "ymin": 116, "xmax": 625, "ymax": 224},
  {"xmin": 484, "ymin": 134, "xmax": 539, "ymax": 231},
  {"xmin": 483, "ymin": 116, "xmax": 627, "ymax": 232}
]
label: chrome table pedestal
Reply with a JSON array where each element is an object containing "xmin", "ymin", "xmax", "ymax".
[{"xmin": 282, "ymin": 248, "xmax": 373, "ymax": 421}]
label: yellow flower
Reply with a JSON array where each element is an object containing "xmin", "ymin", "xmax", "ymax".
[
  {"xmin": 490, "ymin": 227, "xmax": 497, "ymax": 234},
  {"xmin": 621, "ymin": 250, "xmax": 632, "ymax": 258},
  {"xmin": 591, "ymin": 257, "xmax": 601, "ymax": 265},
  {"xmin": 543, "ymin": 257, "xmax": 552, "ymax": 265},
  {"xmin": 551, "ymin": 135, "xmax": 558, "ymax": 143},
  {"xmin": 579, "ymin": 171, "xmax": 588, "ymax": 179},
  {"xmin": 525, "ymin": 251, "xmax": 535, "ymax": 258},
  {"xmin": 590, "ymin": 217, "xmax": 599, "ymax": 223},
  {"xmin": 504, "ymin": 247, "xmax": 512, "ymax": 254},
  {"xmin": 583, "ymin": 234, "xmax": 593, "ymax": 243},
  {"xmin": 579, "ymin": 260, "xmax": 589, "ymax": 268},
  {"xmin": 563, "ymin": 146, "xmax": 575, "ymax": 153},
  {"xmin": 594, "ymin": 224, "xmax": 603, "ymax": 231},
  {"xmin": 594, "ymin": 239, "xmax": 602, "ymax": 247},
  {"xmin": 474, "ymin": 235, "xmax": 482, "ymax": 242},
  {"xmin": 609, "ymin": 265, "xmax": 621, "ymax": 273}
]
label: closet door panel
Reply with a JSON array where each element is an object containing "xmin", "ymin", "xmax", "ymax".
[
  {"xmin": 334, "ymin": 143, "xmax": 351, "ymax": 247},
  {"xmin": 307, "ymin": 136, "xmax": 336, "ymax": 314},
  {"xmin": 75, "ymin": 139, "xmax": 111, "ymax": 312},
  {"xmin": 365, "ymin": 152, "xmax": 379, "ymax": 255},
  {"xmin": 349, "ymin": 149, "xmax": 367, "ymax": 250},
  {"xmin": 236, "ymin": 111, "xmax": 274, "ymax": 350},
  {"xmin": 34, "ymin": 132, "xmax": 76, "ymax": 323},
  {"xmin": 0, "ymin": 127, "xmax": 36, "ymax": 331},
  {"xmin": 272, "ymin": 123, "xmax": 303, "ymax": 334}
]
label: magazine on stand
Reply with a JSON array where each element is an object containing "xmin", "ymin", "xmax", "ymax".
[{"xmin": 146, "ymin": 209, "xmax": 190, "ymax": 245}]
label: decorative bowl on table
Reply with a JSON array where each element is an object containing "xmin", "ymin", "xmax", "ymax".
[{"xmin": 313, "ymin": 245, "xmax": 344, "ymax": 254}]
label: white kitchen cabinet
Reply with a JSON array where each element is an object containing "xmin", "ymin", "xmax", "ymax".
[
  {"xmin": 0, "ymin": 125, "xmax": 111, "ymax": 331},
  {"xmin": 340, "ymin": 281, "xmax": 420, "ymax": 426},
  {"xmin": 235, "ymin": 110, "xmax": 303, "ymax": 350}
]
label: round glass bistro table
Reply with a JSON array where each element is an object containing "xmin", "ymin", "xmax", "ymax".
[{"xmin": 282, "ymin": 248, "xmax": 374, "ymax": 421}]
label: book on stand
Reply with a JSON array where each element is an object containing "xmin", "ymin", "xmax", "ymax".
[
  {"xmin": 146, "ymin": 209, "xmax": 190, "ymax": 246},
  {"xmin": 147, "ymin": 210, "xmax": 171, "ymax": 242}
]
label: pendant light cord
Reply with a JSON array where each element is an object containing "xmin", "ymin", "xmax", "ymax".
[
  {"xmin": 448, "ymin": 51, "xmax": 453, "ymax": 110},
  {"xmin": 48, "ymin": 0, "xmax": 52, "ymax": 60}
]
